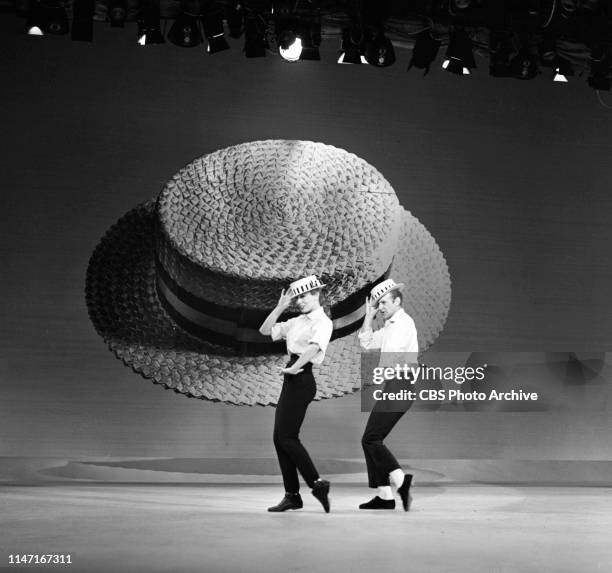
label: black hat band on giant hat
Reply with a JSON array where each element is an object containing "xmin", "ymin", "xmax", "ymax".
[{"xmin": 155, "ymin": 254, "xmax": 392, "ymax": 354}]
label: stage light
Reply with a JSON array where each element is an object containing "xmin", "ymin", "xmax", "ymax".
[
  {"xmin": 273, "ymin": 0, "xmax": 320, "ymax": 62},
  {"xmin": 510, "ymin": 46, "xmax": 538, "ymax": 80},
  {"xmin": 407, "ymin": 29, "xmax": 441, "ymax": 75},
  {"xmin": 443, "ymin": 27, "xmax": 475, "ymax": 75},
  {"xmin": 298, "ymin": 29, "xmax": 319, "ymax": 60},
  {"xmin": 72, "ymin": 0, "xmax": 94, "ymax": 41},
  {"xmin": 279, "ymin": 33, "xmax": 301, "ymax": 61},
  {"xmin": 489, "ymin": 31, "xmax": 513, "ymax": 78},
  {"xmin": 553, "ymin": 57, "xmax": 573, "ymax": 83},
  {"xmin": 227, "ymin": 4, "xmax": 243, "ymax": 38},
  {"xmin": 243, "ymin": 10, "xmax": 267, "ymax": 57},
  {"xmin": 108, "ymin": 0, "xmax": 127, "ymax": 28},
  {"xmin": 338, "ymin": 27, "xmax": 366, "ymax": 64},
  {"xmin": 442, "ymin": 58, "xmax": 471, "ymax": 75},
  {"xmin": 26, "ymin": 0, "xmax": 69, "ymax": 36},
  {"xmin": 337, "ymin": 53, "xmax": 367, "ymax": 64},
  {"xmin": 364, "ymin": 32, "xmax": 395, "ymax": 67},
  {"xmin": 25, "ymin": 3, "xmax": 44, "ymax": 36},
  {"xmin": 42, "ymin": 2, "xmax": 68, "ymax": 34},
  {"xmin": 202, "ymin": 9, "xmax": 230, "ymax": 53},
  {"xmin": 276, "ymin": 20, "xmax": 318, "ymax": 61},
  {"xmin": 137, "ymin": 0, "xmax": 164, "ymax": 45},
  {"xmin": 168, "ymin": 11, "xmax": 202, "ymax": 47}
]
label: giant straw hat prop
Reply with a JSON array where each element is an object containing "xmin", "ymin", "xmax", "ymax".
[{"xmin": 86, "ymin": 140, "xmax": 451, "ymax": 406}]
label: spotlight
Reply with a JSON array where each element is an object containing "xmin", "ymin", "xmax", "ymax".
[
  {"xmin": 510, "ymin": 46, "xmax": 538, "ymax": 80},
  {"xmin": 407, "ymin": 29, "xmax": 441, "ymax": 75},
  {"xmin": 168, "ymin": 11, "xmax": 202, "ymax": 47},
  {"xmin": 202, "ymin": 8, "xmax": 230, "ymax": 53},
  {"xmin": 226, "ymin": 4, "xmax": 243, "ymax": 38},
  {"xmin": 364, "ymin": 31, "xmax": 395, "ymax": 67},
  {"xmin": 26, "ymin": 0, "xmax": 69, "ymax": 35},
  {"xmin": 277, "ymin": 24, "xmax": 299, "ymax": 60},
  {"xmin": 338, "ymin": 27, "xmax": 366, "ymax": 64},
  {"xmin": 243, "ymin": 10, "xmax": 267, "ymax": 57},
  {"xmin": 274, "ymin": 0, "xmax": 298, "ymax": 60},
  {"xmin": 137, "ymin": 0, "xmax": 164, "ymax": 45},
  {"xmin": 72, "ymin": 0, "xmax": 94, "ymax": 41},
  {"xmin": 276, "ymin": 25, "xmax": 318, "ymax": 61},
  {"xmin": 301, "ymin": 20, "xmax": 320, "ymax": 60},
  {"xmin": 443, "ymin": 27, "xmax": 475, "ymax": 75},
  {"xmin": 553, "ymin": 57, "xmax": 573, "ymax": 83},
  {"xmin": 279, "ymin": 33, "xmax": 301, "ymax": 61},
  {"xmin": 274, "ymin": 0, "xmax": 320, "ymax": 62},
  {"xmin": 298, "ymin": 28, "xmax": 320, "ymax": 60},
  {"xmin": 488, "ymin": 31, "xmax": 513, "ymax": 77},
  {"xmin": 540, "ymin": 30, "xmax": 556, "ymax": 68},
  {"xmin": 108, "ymin": 0, "xmax": 127, "ymax": 28}
]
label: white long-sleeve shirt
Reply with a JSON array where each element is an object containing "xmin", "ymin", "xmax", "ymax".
[
  {"xmin": 358, "ymin": 307, "xmax": 419, "ymax": 354},
  {"xmin": 270, "ymin": 307, "xmax": 333, "ymax": 365}
]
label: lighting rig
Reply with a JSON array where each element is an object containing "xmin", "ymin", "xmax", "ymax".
[{"xmin": 19, "ymin": 0, "xmax": 612, "ymax": 90}]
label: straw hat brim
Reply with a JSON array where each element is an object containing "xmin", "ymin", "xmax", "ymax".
[
  {"xmin": 86, "ymin": 202, "xmax": 451, "ymax": 406},
  {"xmin": 372, "ymin": 283, "xmax": 405, "ymax": 307}
]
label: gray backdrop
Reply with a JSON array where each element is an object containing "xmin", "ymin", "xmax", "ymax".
[{"xmin": 2, "ymin": 16, "xmax": 612, "ymax": 467}]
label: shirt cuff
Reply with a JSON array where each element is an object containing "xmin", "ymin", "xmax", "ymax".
[
  {"xmin": 270, "ymin": 323, "xmax": 284, "ymax": 341},
  {"xmin": 357, "ymin": 329, "xmax": 373, "ymax": 340},
  {"xmin": 307, "ymin": 338, "xmax": 327, "ymax": 354}
]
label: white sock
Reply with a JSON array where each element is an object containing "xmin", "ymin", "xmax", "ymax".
[
  {"xmin": 377, "ymin": 486, "xmax": 393, "ymax": 500},
  {"xmin": 389, "ymin": 469, "xmax": 405, "ymax": 489}
]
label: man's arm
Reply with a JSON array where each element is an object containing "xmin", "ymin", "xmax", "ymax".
[{"xmin": 358, "ymin": 295, "xmax": 384, "ymax": 350}]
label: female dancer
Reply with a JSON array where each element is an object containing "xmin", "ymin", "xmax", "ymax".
[{"xmin": 259, "ymin": 275, "xmax": 333, "ymax": 513}]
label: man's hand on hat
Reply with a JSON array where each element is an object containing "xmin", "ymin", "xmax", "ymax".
[
  {"xmin": 365, "ymin": 295, "xmax": 378, "ymax": 320},
  {"xmin": 277, "ymin": 289, "xmax": 294, "ymax": 311}
]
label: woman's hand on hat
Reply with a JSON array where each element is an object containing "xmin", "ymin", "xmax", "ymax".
[{"xmin": 277, "ymin": 289, "xmax": 293, "ymax": 311}]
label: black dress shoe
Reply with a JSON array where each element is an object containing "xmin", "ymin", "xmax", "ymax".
[
  {"xmin": 311, "ymin": 479, "xmax": 331, "ymax": 513},
  {"xmin": 267, "ymin": 493, "xmax": 303, "ymax": 512},
  {"xmin": 397, "ymin": 474, "xmax": 413, "ymax": 512},
  {"xmin": 359, "ymin": 496, "xmax": 395, "ymax": 510}
]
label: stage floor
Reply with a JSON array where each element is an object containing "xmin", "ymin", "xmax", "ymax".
[{"xmin": 1, "ymin": 484, "xmax": 610, "ymax": 573}]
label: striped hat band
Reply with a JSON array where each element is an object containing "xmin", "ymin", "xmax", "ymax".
[{"xmin": 288, "ymin": 275, "xmax": 326, "ymax": 298}]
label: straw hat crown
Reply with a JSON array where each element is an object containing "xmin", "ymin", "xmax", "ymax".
[
  {"xmin": 156, "ymin": 140, "xmax": 402, "ymax": 309},
  {"xmin": 370, "ymin": 278, "xmax": 405, "ymax": 305},
  {"xmin": 288, "ymin": 275, "xmax": 326, "ymax": 298}
]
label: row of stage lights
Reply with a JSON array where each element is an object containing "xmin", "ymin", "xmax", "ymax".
[{"xmin": 23, "ymin": 0, "xmax": 611, "ymax": 90}]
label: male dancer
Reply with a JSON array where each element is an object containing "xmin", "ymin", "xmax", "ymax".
[
  {"xmin": 259, "ymin": 275, "xmax": 333, "ymax": 513},
  {"xmin": 358, "ymin": 278, "xmax": 417, "ymax": 511}
]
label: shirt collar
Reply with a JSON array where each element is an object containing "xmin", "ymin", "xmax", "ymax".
[
  {"xmin": 304, "ymin": 306, "xmax": 325, "ymax": 321},
  {"xmin": 385, "ymin": 307, "xmax": 405, "ymax": 324}
]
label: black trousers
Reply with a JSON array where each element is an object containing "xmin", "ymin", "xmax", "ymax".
[
  {"xmin": 273, "ymin": 355, "xmax": 319, "ymax": 493},
  {"xmin": 362, "ymin": 377, "xmax": 414, "ymax": 488}
]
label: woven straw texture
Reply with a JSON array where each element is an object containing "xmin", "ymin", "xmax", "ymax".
[
  {"xmin": 86, "ymin": 141, "xmax": 451, "ymax": 406},
  {"xmin": 156, "ymin": 140, "xmax": 403, "ymax": 309}
]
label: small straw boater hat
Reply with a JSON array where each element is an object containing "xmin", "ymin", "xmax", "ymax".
[
  {"xmin": 287, "ymin": 275, "xmax": 326, "ymax": 298},
  {"xmin": 86, "ymin": 140, "xmax": 451, "ymax": 406},
  {"xmin": 370, "ymin": 278, "xmax": 405, "ymax": 307}
]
